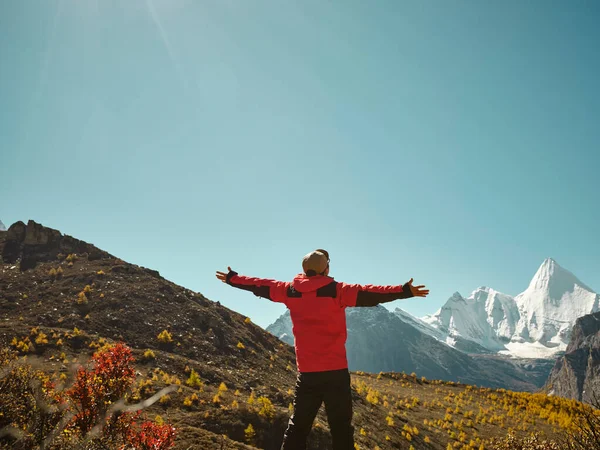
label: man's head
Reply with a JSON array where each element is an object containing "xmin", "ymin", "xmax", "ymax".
[{"xmin": 302, "ymin": 249, "xmax": 330, "ymax": 277}]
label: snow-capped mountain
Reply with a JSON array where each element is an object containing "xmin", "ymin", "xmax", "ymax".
[
  {"xmin": 0, "ymin": 220, "xmax": 6, "ymax": 231},
  {"xmin": 422, "ymin": 258, "xmax": 599, "ymax": 358},
  {"xmin": 512, "ymin": 258, "xmax": 599, "ymax": 351},
  {"xmin": 421, "ymin": 287, "xmax": 518, "ymax": 353}
]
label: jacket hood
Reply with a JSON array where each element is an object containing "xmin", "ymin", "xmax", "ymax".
[{"xmin": 292, "ymin": 274, "xmax": 335, "ymax": 293}]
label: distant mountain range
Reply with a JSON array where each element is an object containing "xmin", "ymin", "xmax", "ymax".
[
  {"xmin": 0, "ymin": 220, "xmax": 6, "ymax": 231},
  {"xmin": 421, "ymin": 258, "xmax": 599, "ymax": 358},
  {"xmin": 267, "ymin": 258, "xmax": 598, "ymax": 391}
]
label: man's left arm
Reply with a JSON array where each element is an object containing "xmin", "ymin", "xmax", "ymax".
[{"xmin": 338, "ymin": 282, "xmax": 414, "ymax": 307}]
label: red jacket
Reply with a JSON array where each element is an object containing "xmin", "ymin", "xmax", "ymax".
[{"xmin": 226, "ymin": 271, "xmax": 412, "ymax": 373}]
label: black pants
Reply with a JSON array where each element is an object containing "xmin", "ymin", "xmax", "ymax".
[{"xmin": 281, "ymin": 368, "xmax": 354, "ymax": 450}]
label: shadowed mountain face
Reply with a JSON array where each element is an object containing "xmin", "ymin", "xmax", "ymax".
[
  {"xmin": 546, "ymin": 311, "xmax": 600, "ymax": 403},
  {"xmin": 268, "ymin": 306, "xmax": 554, "ymax": 391}
]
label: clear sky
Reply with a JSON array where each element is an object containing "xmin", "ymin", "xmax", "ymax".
[{"xmin": 1, "ymin": 1, "xmax": 599, "ymax": 329}]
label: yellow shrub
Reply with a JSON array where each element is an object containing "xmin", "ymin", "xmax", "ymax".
[
  {"xmin": 186, "ymin": 369, "xmax": 203, "ymax": 390},
  {"xmin": 157, "ymin": 329, "xmax": 173, "ymax": 343},
  {"xmin": 257, "ymin": 396, "xmax": 275, "ymax": 420},
  {"xmin": 77, "ymin": 292, "xmax": 88, "ymax": 304},
  {"xmin": 35, "ymin": 332, "xmax": 48, "ymax": 345},
  {"xmin": 244, "ymin": 424, "xmax": 256, "ymax": 444}
]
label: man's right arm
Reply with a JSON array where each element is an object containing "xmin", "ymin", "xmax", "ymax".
[{"xmin": 225, "ymin": 270, "xmax": 289, "ymax": 304}]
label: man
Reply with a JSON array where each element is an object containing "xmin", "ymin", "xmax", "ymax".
[{"xmin": 216, "ymin": 249, "xmax": 429, "ymax": 450}]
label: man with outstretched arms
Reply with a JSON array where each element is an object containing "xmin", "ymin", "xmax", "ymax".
[{"xmin": 216, "ymin": 249, "xmax": 429, "ymax": 450}]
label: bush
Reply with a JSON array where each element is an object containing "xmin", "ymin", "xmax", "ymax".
[
  {"xmin": 125, "ymin": 421, "xmax": 176, "ymax": 450},
  {"xmin": 490, "ymin": 431, "xmax": 561, "ymax": 449},
  {"xmin": 0, "ymin": 343, "xmax": 177, "ymax": 449},
  {"xmin": 76, "ymin": 292, "xmax": 87, "ymax": 304},
  {"xmin": 143, "ymin": 349, "xmax": 156, "ymax": 361},
  {"xmin": 561, "ymin": 394, "xmax": 600, "ymax": 450},
  {"xmin": 186, "ymin": 369, "xmax": 203, "ymax": 390},
  {"xmin": 257, "ymin": 396, "xmax": 275, "ymax": 420},
  {"xmin": 0, "ymin": 348, "xmax": 62, "ymax": 447},
  {"xmin": 157, "ymin": 330, "xmax": 173, "ymax": 343},
  {"xmin": 244, "ymin": 423, "xmax": 256, "ymax": 445}
]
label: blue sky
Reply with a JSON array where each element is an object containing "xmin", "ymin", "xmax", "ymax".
[{"xmin": 1, "ymin": 1, "xmax": 599, "ymax": 329}]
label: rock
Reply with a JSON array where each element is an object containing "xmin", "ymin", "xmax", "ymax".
[
  {"xmin": 545, "ymin": 311, "xmax": 600, "ymax": 403},
  {"xmin": 2, "ymin": 220, "xmax": 113, "ymax": 271}
]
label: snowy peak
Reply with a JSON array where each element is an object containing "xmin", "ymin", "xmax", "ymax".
[
  {"xmin": 0, "ymin": 220, "xmax": 6, "ymax": 231},
  {"xmin": 514, "ymin": 258, "xmax": 599, "ymax": 347},
  {"xmin": 423, "ymin": 287, "xmax": 511, "ymax": 352},
  {"xmin": 448, "ymin": 292, "xmax": 465, "ymax": 303},
  {"xmin": 526, "ymin": 257, "xmax": 593, "ymax": 295}
]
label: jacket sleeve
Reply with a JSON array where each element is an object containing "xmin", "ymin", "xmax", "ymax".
[
  {"xmin": 338, "ymin": 282, "xmax": 414, "ymax": 307},
  {"xmin": 226, "ymin": 270, "xmax": 289, "ymax": 304}
]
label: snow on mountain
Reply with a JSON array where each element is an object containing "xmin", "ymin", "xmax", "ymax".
[
  {"xmin": 0, "ymin": 220, "xmax": 6, "ymax": 231},
  {"xmin": 265, "ymin": 310, "xmax": 294, "ymax": 346},
  {"xmin": 423, "ymin": 258, "xmax": 600, "ymax": 358},
  {"xmin": 513, "ymin": 258, "xmax": 599, "ymax": 350},
  {"xmin": 421, "ymin": 288, "xmax": 512, "ymax": 352}
]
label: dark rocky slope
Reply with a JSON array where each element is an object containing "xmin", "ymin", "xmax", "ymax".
[{"xmin": 545, "ymin": 311, "xmax": 600, "ymax": 403}]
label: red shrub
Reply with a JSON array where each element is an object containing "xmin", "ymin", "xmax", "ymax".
[
  {"xmin": 65, "ymin": 343, "xmax": 136, "ymax": 435},
  {"xmin": 125, "ymin": 420, "xmax": 177, "ymax": 450},
  {"xmin": 63, "ymin": 343, "xmax": 175, "ymax": 448}
]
